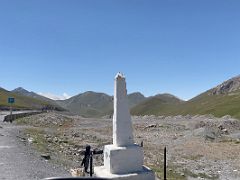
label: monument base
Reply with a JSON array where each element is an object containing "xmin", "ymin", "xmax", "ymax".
[
  {"xmin": 94, "ymin": 165, "xmax": 155, "ymax": 180},
  {"xmin": 104, "ymin": 144, "xmax": 143, "ymax": 174}
]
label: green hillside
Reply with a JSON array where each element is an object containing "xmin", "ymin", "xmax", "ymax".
[
  {"xmin": 170, "ymin": 90, "xmax": 240, "ymax": 119},
  {"xmin": 128, "ymin": 92, "xmax": 146, "ymax": 108},
  {"xmin": 57, "ymin": 91, "xmax": 113, "ymax": 117},
  {"xmin": 131, "ymin": 93, "xmax": 184, "ymax": 116},
  {"xmin": 131, "ymin": 91, "xmax": 240, "ymax": 119},
  {"xmin": 131, "ymin": 76, "xmax": 240, "ymax": 119},
  {"xmin": 57, "ymin": 91, "xmax": 146, "ymax": 117},
  {"xmin": 0, "ymin": 88, "xmax": 63, "ymax": 110}
]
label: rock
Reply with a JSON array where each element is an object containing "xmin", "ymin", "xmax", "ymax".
[
  {"xmin": 222, "ymin": 115, "xmax": 232, "ymax": 119},
  {"xmin": 41, "ymin": 153, "xmax": 51, "ymax": 160},
  {"xmin": 222, "ymin": 128, "xmax": 228, "ymax": 134},
  {"xmin": 204, "ymin": 128, "xmax": 218, "ymax": 140},
  {"xmin": 28, "ymin": 137, "xmax": 34, "ymax": 143},
  {"xmin": 70, "ymin": 168, "xmax": 84, "ymax": 177},
  {"xmin": 47, "ymin": 138, "xmax": 53, "ymax": 143},
  {"xmin": 195, "ymin": 121, "xmax": 206, "ymax": 129},
  {"xmin": 44, "ymin": 134, "xmax": 51, "ymax": 138},
  {"xmin": 218, "ymin": 124, "xmax": 224, "ymax": 130},
  {"xmin": 72, "ymin": 133, "xmax": 80, "ymax": 138},
  {"xmin": 193, "ymin": 127, "xmax": 205, "ymax": 137},
  {"xmin": 185, "ymin": 114, "xmax": 191, "ymax": 119},
  {"xmin": 145, "ymin": 124, "xmax": 157, "ymax": 129},
  {"xmin": 59, "ymin": 139, "xmax": 68, "ymax": 144},
  {"xmin": 16, "ymin": 135, "xmax": 26, "ymax": 142},
  {"xmin": 53, "ymin": 137, "xmax": 59, "ymax": 143},
  {"xmin": 181, "ymin": 173, "xmax": 185, "ymax": 176}
]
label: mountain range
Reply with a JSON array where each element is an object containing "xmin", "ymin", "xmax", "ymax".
[
  {"xmin": 0, "ymin": 87, "xmax": 63, "ymax": 111},
  {"xmin": 56, "ymin": 91, "xmax": 146, "ymax": 117},
  {"xmin": 0, "ymin": 87, "xmax": 147, "ymax": 117},
  {"xmin": 132, "ymin": 75, "xmax": 240, "ymax": 119},
  {"xmin": 1, "ymin": 75, "xmax": 240, "ymax": 119}
]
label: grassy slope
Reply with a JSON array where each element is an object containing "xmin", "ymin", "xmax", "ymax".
[
  {"xmin": 0, "ymin": 88, "xmax": 62, "ymax": 110},
  {"xmin": 131, "ymin": 90, "xmax": 240, "ymax": 119},
  {"xmin": 131, "ymin": 94, "xmax": 184, "ymax": 116},
  {"xmin": 127, "ymin": 92, "xmax": 146, "ymax": 108},
  {"xmin": 173, "ymin": 90, "xmax": 240, "ymax": 119},
  {"xmin": 57, "ymin": 92, "xmax": 146, "ymax": 118},
  {"xmin": 57, "ymin": 91, "xmax": 113, "ymax": 117}
]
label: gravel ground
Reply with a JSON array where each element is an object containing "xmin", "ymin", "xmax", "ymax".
[
  {"xmin": 6, "ymin": 112, "xmax": 240, "ymax": 180},
  {"xmin": 0, "ymin": 119, "xmax": 69, "ymax": 180}
]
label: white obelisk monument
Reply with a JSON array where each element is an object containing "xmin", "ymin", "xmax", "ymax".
[{"xmin": 95, "ymin": 73, "xmax": 155, "ymax": 180}]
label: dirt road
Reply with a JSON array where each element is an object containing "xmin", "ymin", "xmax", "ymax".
[{"xmin": 0, "ymin": 121, "xmax": 69, "ymax": 180}]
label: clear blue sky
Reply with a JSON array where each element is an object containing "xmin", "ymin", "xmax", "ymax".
[{"xmin": 0, "ymin": 0, "xmax": 240, "ymax": 100}]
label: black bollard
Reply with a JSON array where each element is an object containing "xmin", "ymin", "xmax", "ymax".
[
  {"xmin": 90, "ymin": 154, "xmax": 93, "ymax": 177},
  {"xmin": 164, "ymin": 146, "xmax": 167, "ymax": 180},
  {"xmin": 81, "ymin": 145, "xmax": 91, "ymax": 174},
  {"xmin": 81, "ymin": 145, "xmax": 103, "ymax": 177}
]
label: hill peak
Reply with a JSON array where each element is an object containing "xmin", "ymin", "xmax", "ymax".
[
  {"xmin": 128, "ymin": 92, "xmax": 145, "ymax": 97},
  {"xmin": 12, "ymin": 87, "xmax": 29, "ymax": 93},
  {"xmin": 155, "ymin": 93, "xmax": 184, "ymax": 102},
  {"xmin": 211, "ymin": 75, "xmax": 240, "ymax": 95},
  {"xmin": 128, "ymin": 92, "xmax": 146, "ymax": 108}
]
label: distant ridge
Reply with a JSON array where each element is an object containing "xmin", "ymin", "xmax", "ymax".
[
  {"xmin": 127, "ymin": 92, "xmax": 146, "ymax": 108},
  {"xmin": 0, "ymin": 87, "xmax": 64, "ymax": 110},
  {"xmin": 12, "ymin": 87, "xmax": 55, "ymax": 102},
  {"xmin": 57, "ymin": 91, "xmax": 113, "ymax": 117},
  {"xmin": 57, "ymin": 91, "xmax": 146, "ymax": 117},
  {"xmin": 131, "ymin": 93, "xmax": 184, "ymax": 116},
  {"xmin": 3, "ymin": 75, "xmax": 240, "ymax": 119},
  {"xmin": 132, "ymin": 75, "xmax": 240, "ymax": 119}
]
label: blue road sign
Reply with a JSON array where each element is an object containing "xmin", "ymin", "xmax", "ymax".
[{"xmin": 8, "ymin": 97, "xmax": 15, "ymax": 104}]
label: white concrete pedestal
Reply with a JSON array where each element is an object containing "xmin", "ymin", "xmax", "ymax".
[
  {"xmin": 95, "ymin": 144, "xmax": 155, "ymax": 179},
  {"xmin": 104, "ymin": 144, "xmax": 143, "ymax": 174},
  {"xmin": 95, "ymin": 165, "xmax": 155, "ymax": 180}
]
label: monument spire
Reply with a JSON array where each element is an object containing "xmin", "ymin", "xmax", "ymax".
[
  {"xmin": 113, "ymin": 72, "xmax": 134, "ymax": 146},
  {"xmin": 95, "ymin": 73, "xmax": 154, "ymax": 179}
]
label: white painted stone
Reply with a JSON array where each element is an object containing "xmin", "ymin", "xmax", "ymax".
[
  {"xmin": 113, "ymin": 73, "xmax": 134, "ymax": 146},
  {"xmin": 95, "ymin": 73, "xmax": 155, "ymax": 180},
  {"xmin": 95, "ymin": 166, "xmax": 155, "ymax": 180},
  {"xmin": 104, "ymin": 144, "xmax": 143, "ymax": 174}
]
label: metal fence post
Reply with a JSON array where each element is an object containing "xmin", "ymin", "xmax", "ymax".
[
  {"xmin": 90, "ymin": 153, "xmax": 93, "ymax": 177},
  {"xmin": 164, "ymin": 146, "xmax": 167, "ymax": 180}
]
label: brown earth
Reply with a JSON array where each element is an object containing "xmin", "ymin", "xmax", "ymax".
[{"xmin": 14, "ymin": 112, "xmax": 240, "ymax": 179}]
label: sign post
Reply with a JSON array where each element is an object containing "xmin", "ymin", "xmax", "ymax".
[{"xmin": 8, "ymin": 97, "xmax": 15, "ymax": 123}]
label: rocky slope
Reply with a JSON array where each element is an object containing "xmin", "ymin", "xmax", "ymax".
[{"xmin": 211, "ymin": 75, "xmax": 240, "ymax": 95}]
